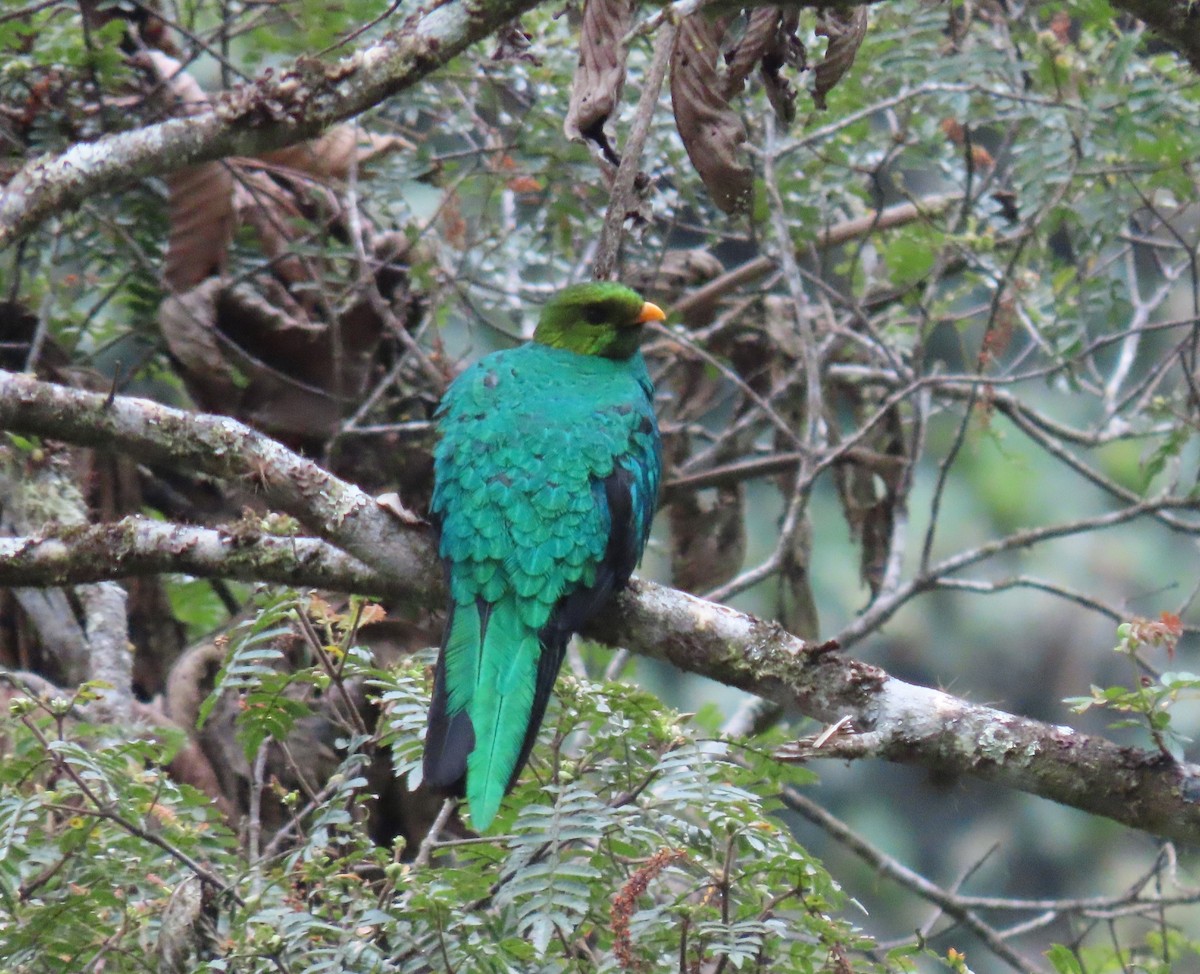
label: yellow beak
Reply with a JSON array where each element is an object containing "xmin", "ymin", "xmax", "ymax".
[{"xmin": 634, "ymin": 301, "xmax": 666, "ymax": 324}]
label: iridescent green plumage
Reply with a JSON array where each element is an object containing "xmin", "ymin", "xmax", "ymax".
[{"xmin": 423, "ymin": 283, "xmax": 664, "ymax": 830}]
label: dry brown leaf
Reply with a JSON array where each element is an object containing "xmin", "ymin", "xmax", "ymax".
[
  {"xmin": 376, "ymin": 491, "xmax": 425, "ymax": 526},
  {"xmin": 158, "ymin": 275, "xmax": 385, "ymax": 444},
  {"xmin": 257, "ymin": 125, "xmax": 412, "ymax": 181},
  {"xmin": 564, "ymin": 0, "xmax": 634, "ymax": 164},
  {"xmin": 669, "ymin": 484, "xmax": 746, "ymax": 594},
  {"xmin": 813, "ymin": 6, "xmax": 868, "ymax": 111},
  {"xmin": 830, "ymin": 391, "xmax": 907, "ymax": 597},
  {"xmin": 212, "ymin": 283, "xmax": 344, "ymax": 441},
  {"xmin": 779, "ymin": 514, "xmax": 819, "ymax": 641},
  {"xmin": 720, "ymin": 10, "xmax": 804, "ymax": 124},
  {"xmin": 231, "ymin": 162, "xmax": 347, "ymax": 309},
  {"xmin": 670, "ymin": 15, "xmax": 752, "ymax": 215},
  {"xmin": 762, "ymin": 9, "xmax": 803, "ymax": 125},
  {"xmin": 145, "ymin": 52, "xmax": 235, "ymax": 292},
  {"xmin": 157, "ymin": 279, "xmax": 238, "ymax": 398},
  {"xmin": 723, "ymin": 8, "xmax": 781, "ymax": 99},
  {"xmin": 164, "ymin": 162, "xmax": 235, "ymax": 291}
]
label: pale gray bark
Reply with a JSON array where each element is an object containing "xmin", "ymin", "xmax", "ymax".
[
  {"xmin": 2, "ymin": 367, "xmax": 1200, "ymax": 842},
  {"xmin": 0, "ymin": 0, "xmax": 547, "ymax": 248},
  {"xmin": 0, "ymin": 517, "xmax": 392, "ymax": 595}
]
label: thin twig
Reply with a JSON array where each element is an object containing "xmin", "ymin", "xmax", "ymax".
[{"xmin": 593, "ymin": 23, "xmax": 679, "ymax": 281}]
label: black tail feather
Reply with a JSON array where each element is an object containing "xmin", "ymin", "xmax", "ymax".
[{"xmin": 422, "ymin": 652, "xmax": 474, "ymax": 794}]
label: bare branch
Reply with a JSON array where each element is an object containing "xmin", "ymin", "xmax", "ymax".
[
  {"xmin": 0, "ymin": 369, "xmax": 441, "ymax": 601},
  {"xmin": 4, "ymin": 369, "xmax": 1200, "ymax": 842},
  {"xmin": 593, "ymin": 582, "xmax": 1200, "ymax": 844},
  {"xmin": 0, "ymin": 518, "xmax": 396, "ymax": 595},
  {"xmin": 0, "ymin": 0, "xmax": 547, "ymax": 248}
]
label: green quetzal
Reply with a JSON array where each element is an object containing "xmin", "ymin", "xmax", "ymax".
[{"xmin": 423, "ymin": 282, "xmax": 664, "ymax": 831}]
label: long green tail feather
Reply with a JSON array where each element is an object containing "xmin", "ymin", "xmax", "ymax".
[{"xmin": 444, "ymin": 596, "xmax": 542, "ymax": 831}]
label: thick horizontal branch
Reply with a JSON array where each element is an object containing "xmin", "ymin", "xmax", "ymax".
[
  {"xmin": 3, "ymin": 368, "xmax": 1200, "ymax": 842},
  {"xmin": 0, "ymin": 517, "xmax": 396, "ymax": 595},
  {"xmin": 595, "ymin": 584, "xmax": 1200, "ymax": 844},
  {"xmin": 0, "ymin": 369, "xmax": 441, "ymax": 600}
]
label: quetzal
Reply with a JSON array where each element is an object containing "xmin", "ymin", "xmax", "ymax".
[{"xmin": 422, "ymin": 281, "xmax": 664, "ymax": 831}]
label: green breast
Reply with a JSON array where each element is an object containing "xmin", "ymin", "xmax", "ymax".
[{"xmin": 431, "ymin": 342, "xmax": 657, "ymax": 625}]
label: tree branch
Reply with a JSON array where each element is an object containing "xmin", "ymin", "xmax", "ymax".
[
  {"xmin": 2, "ymin": 0, "xmax": 1200, "ymax": 251},
  {"xmin": 0, "ymin": 369, "xmax": 441, "ymax": 601},
  {"xmin": 0, "ymin": 518, "xmax": 397, "ymax": 595},
  {"xmin": 0, "ymin": 0, "xmax": 547, "ymax": 248},
  {"xmin": 3, "ymin": 368, "xmax": 1200, "ymax": 842}
]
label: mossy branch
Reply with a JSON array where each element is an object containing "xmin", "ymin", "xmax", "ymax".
[{"xmin": 3, "ymin": 367, "xmax": 1200, "ymax": 842}]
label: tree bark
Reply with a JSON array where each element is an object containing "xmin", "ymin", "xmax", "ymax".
[{"xmin": 3, "ymin": 368, "xmax": 1200, "ymax": 843}]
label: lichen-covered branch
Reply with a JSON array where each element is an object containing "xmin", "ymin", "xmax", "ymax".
[
  {"xmin": 596, "ymin": 582, "xmax": 1200, "ymax": 843},
  {"xmin": 0, "ymin": 369, "xmax": 442, "ymax": 600},
  {"xmin": 1, "ymin": 461, "xmax": 132, "ymax": 719},
  {"xmin": 0, "ymin": 0, "xmax": 547, "ymax": 248},
  {"xmin": 2, "ymin": 1, "xmax": 1198, "ymax": 250},
  {"xmin": 2, "ymin": 368, "xmax": 1200, "ymax": 842},
  {"xmin": 0, "ymin": 517, "xmax": 399, "ymax": 596}
]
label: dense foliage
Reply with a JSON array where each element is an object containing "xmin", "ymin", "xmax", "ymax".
[{"xmin": 0, "ymin": 593, "xmax": 884, "ymax": 973}]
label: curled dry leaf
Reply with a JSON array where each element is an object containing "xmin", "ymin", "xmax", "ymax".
[
  {"xmin": 779, "ymin": 513, "xmax": 819, "ymax": 641},
  {"xmin": 830, "ymin": 388, "xmax": 908, "ymax": 597},
  {"xmin": 722, "ymin": 8, "xmax": 780, "ymax": 98},
  {"xmin": 150, "ymin": 52, "xmax": 406, "ymax": 290},
  {"xmin": 157, "ymin": 278, "xmax": 241, "ymax": 404},
  {"xmin": 762, "ymin": 9, "xmax": 803, "ymax": 125},
  {"xmin": 813, "ymin": 6, "xmax": 869, "ymax": 111},
  {"xmin": 376, "ymin": 491, "xmax": 426, "ymax": 527},
  {"xmin": 723, "ymin": 10, "xmax": 804, "ymax": 124},
  {"xmin": 564, "ymin": 0, "xmax": 634, "ymax": 165},
  {"xmin": 230, "ymin": 162, "xmax": 347, "ymax": 310},
  {"xmin": 144, "ymin": 52, "xmax": 235, "ymax": 292},
  {"xmin": 669, "ymin": 484, "xmax": 746, "ymax": 594},
  {"xmin": 157, "ymin": 276, "xmax": 386, "ymax": 445},
  {"xmin": 257, "ymin": 124, "xmax": 413, "ymax": 182},
  {"xmin": 671, "ymin": 15, "xmax": 752, "ymax": 215}
]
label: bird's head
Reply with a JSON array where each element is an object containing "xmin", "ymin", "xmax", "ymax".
[{"xmin": 532, "ymin": 282, "xmax": 666, "ymax": 359}]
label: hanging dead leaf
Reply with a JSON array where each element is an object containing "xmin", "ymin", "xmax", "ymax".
[
  {"xmin": 762, "ymin": 9, "xmax": 803, "ymax": 125},
  {"xmin": 779, "ymin": 513, "xmax": 819, "ymax": 641},
  {"xmin": 564, "ymin": 0, "xmax": 634, "ymax": 165},
  {"xmin": 157, "ymin": 275, "xmax": 388, "ymax": 445},
  {"xmin": 230, "ymin": 162, "xmax": 348, "ymax": 311},
  {"xmin": 723, "ymin": 8, "xmax": 780, "ymax": 99},
  {"xmin": 164, "ymin": 161, "xmax": 235, "ymax": 291},
  {"xmin": 970, "ymin": 144, "xmax": 996, "ymax": 170},
  {"xmin": 157, "ymin": 278, "xmax": 241, "ymax": 402},
  {"xmin": 144, "ymin": 52, "xmax": 235, "ymax": 292},
  {"xmin": 257, "ymin": 125, "xmax": 412, "ymax": 182},
  {"xmin": 722, "ymin": 5, "xmax": 802, "ymax": 117},
  {"xmin": 813, "ymin": 7, "xmax": 868, "ymax": 110},
  {"xmin": 671, "ymin": 15, "xmax": 752, "ymax": 215},
  {"xmin": 941, "ymin": 117, "xmax": 966, "ymax": 145},
  {"xmin": 669, "ymin": 484, "xmax": 746, "ymax": 594},
  {"xmin": 830, "ymin": 389, "xmax": 908, "ymax": 597}
]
